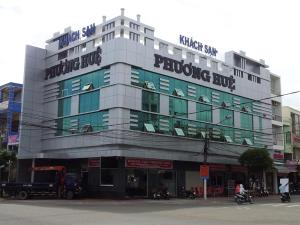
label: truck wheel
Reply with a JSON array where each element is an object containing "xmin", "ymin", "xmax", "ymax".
[
  {"xmin": 18, "ymin": 191, "xmax": 28, "ymax": 200},
  {"xmin": 66, "ymin": 191, "xmax": 74, "ymax": 200}
]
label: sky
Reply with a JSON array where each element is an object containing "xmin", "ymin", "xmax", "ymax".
[{"xmin": 0, "ymin": 0, "xmax": 299, "ymax": 108}]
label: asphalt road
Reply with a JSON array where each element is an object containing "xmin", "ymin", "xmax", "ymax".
[{"xmin": 1, "ymin": 196, "xmax": 300, "ymax": 225}]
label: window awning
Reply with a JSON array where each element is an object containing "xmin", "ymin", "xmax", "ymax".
[
  {"xmin": 144, "ymin": 81, "xmax": 156, "ymax": 90},
  {"xmin": 81, "ymin": 124, "xmax": 93, "ymax": 133},
  {"xmin": 199, "ymin": 95, "xmax": 210, "ymax": 103},
  {"xmin": 243, "ymin": 138, "xmax": 253, "ymax": 146},
  {"xmin": 200, "ymin": 131, "xmax": 207, "ymax": 138},
  {"xmin": 174, "ymin": 88, "xmax": 185, "ymax": 97},
  {"xmin": 82, "ymin": 83, "xmax": 94, "ymax": 91},
  {"xmin": 241, "ymin": 106, "xmax": 251, "ymax": 113},
  {"xmin": 224, "ymin": 135, "xmax": 233, "ymax": 143},
  {"xmin": 174, "ymin": 127, "xmax": 185, "ymax": 136},
  {"xmin": 144, "ymin": 123, "xmax": 155, "ymax": 132},
  {"xmin": 221, "ymin": 101, "xmax": 231, "ymax": 108}
]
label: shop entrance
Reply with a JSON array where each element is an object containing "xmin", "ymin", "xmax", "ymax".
[
  {"xmin": 125, "ymin": 169, "xmax": 147, "ymax": 197},
  {"xmin": 148, "ymin": 169, "xmax": 176, "ymax": 197}
]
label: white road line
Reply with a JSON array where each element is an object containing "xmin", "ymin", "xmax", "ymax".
[
  {"xmin": 272, "ymin": 204, "xmax": 285, "ymax": 207},
  {"xmin": 286, "ymin": 204, "xmax": 300, "ymax": 208}
]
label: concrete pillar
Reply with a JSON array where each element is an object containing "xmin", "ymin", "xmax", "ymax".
[
  {"xmin": 273, "ymin": 170, "xmax": 278, "ymax": 194},
  {"xmin": 30, "ymin": 158, "xmax": 35, "ymax": 183},
  {"xmin": 263, "ymin": 170, "xmax": 267, "ymax": 191}
]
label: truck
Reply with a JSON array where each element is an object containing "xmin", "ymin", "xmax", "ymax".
[{"xmin": 0, "ymin": 166, "xmax": 82, "ymax": 200}]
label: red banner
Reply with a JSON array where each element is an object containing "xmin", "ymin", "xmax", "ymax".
[
  {"xmin": 209, "ymin": 164, "xmax": 226, "ymax": 171},
  {"xmin": 125, "ymin": 158, "xmax": 173, "ymax": 169},
  {"xmin": 273, "ymin": 153, "xmax": 284, "ymax": 160},
  {"xmin": 88, "ymin": 158, "xmax": 100, "ymax": 167}
]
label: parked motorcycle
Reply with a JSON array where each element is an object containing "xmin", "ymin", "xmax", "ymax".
[
  {"xmin": 151, "ymin": 188, "xmax": 170, "ymax": 200},
  {"xmin": 234, "ymin": 190, "xmax": 253, "ymax": 204},
  {"xmin": 280, "ymin": 192, "xmax": 291, "ymax": 203},
  {"xmin": 179, "ymin": 186, "xmax": 197, "ymax": 199}
]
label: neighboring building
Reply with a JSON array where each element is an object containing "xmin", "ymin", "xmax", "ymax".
[
  {"xmin": 282, "ymin": 106, "xmax": 300, "ymax": 186},
  {"xmin": 0, "ymin": 82, "xmax": 22, "ymax": 151},
  {"xmin": 19, "ymin": 9, "xmax": 277, "ymax": 197}
]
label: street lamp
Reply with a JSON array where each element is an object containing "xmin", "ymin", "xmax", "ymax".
[{"xmin": 202, "ymin": 114, "xmax": 232, "ymax": 200}]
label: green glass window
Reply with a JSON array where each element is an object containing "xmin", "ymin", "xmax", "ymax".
[
  {"xmin": 169, "ymin": 97, "xmax": 188, "ymax": 118},
  {"xmin": 80, "ymin": 71, "xmax": 101, "ymax": 90},
  {"xmin": 240, "ymin": 113, "xmax": 253, "ymax": 130},
  {"xmin": 219, "ymin": 109, "xmax": 234, "ymax": 126},
  {"xmin": 285, "ymin": 131, "xmax": 291, "ymax": 144},
  {"xmin": 59, "ymin": 79, "xmax": 72, "ymax": 97},
  {"xmin": 219, "ymin": 93, "xmax": 233, "ymax": 107},
  {"xmin": 79, "ymin": 91, "xmax": 100, "ymax": 113},
  {"xmin": 197, "ymin": 87, "xmax": 212, "ymax": 103},
  {"xmin": 142, "ymin": 91, "xmax": 160, "ymax": 113},
  {"xmin": 58, "ymin": 97, "xmax": 71, "ymax": 117},
  {"xmin": 172, "ymin": 118, "xmax": 188, "ymax": 136},
  {"xmin": 142, "ymin": 113, "xmax": 159, "ymax": 131},
  {"xmin": 196, "ymin": 103, "xmax": 212, "ymax": 122},
  {"xmin": 169, "ymin": 79, "xmax": 188, "ymax": 97},
  {"xmin": 78, "ymin": 112, "xmax": 106, "ymax": 132}
]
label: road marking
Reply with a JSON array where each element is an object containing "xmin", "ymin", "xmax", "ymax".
[
  {"xmin": 271, "ymin": 204, "xmax": 285, "ymax": 207},
  {"xmin": 286, "ymin": 204, "xmax": 300, "ymax": 208}
]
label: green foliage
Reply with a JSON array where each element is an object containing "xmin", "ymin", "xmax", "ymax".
[
  {"xmin": 239, "ymin": 148, "xmax": 273, "ymax": 171},
  {"xmin": 0, "ymin": 149, "xmax": 16, "ymax": 167}
]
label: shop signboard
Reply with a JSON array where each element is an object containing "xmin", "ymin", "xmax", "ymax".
[
  {"xmin": 125, "ymin": 158, "xmax": 173, "ymax": 169},
  {"xmin": 88, "ymin": 158, "xmax": 100, "ymax": 167},
  {"xmin": 8, "ymin": 135, "xmax": 19, "ymax": 145},
  {"xmin": 200, "ymin": 165, "xmax": 209, "ymax": 179}
]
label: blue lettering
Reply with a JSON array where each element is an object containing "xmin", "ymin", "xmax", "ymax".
[
  {"xmin": 179, "ymin": 35, "xmax": 185, "ymax": 45},
  {"xmin": 82, "ymin": 23, "xmax": 96, "ymax": 37}
]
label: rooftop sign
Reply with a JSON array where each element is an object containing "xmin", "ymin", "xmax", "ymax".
[
  {"xmin": 54, "ymin": 23, "xmax": 96, "ymax": 49},
  {"xmin": 179, "ymin": 35, "xmax": 218, "ymax": 57}
]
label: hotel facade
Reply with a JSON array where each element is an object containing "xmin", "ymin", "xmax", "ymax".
[{"xmin": 19, "ymin": 9, "xmax": 281, "ymax": 197}]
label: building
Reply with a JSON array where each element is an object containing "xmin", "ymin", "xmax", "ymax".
[
  {"xmin": 19, "ymin": 9, "xmax": 278, "ymax": 197},
  {"xmin": 282, "ymin": 106, "xmax": 300, "ymax": 187},
  {"xmin": 269, "ymin": 73, "xmax": 284, "ymax": 193},
  {"xmin": 0, "ymin": 82, "xmax": 22, "ymax": 151}
]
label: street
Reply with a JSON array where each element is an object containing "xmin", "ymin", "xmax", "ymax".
[{"xmin": 1, "ymin": 196, "xmax": 300, "ymax": 225}]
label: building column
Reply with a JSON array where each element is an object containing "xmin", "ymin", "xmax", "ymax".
[
  {"xmin": 30, "ymin": 158, "xmax": 35, "ymax": 183},
  {"xmin": 273, "ymin": 170, "xmax": 278, "ymax": 194},
  {"xmin": 263, "ymin": 170, "xmax": 267, "ymax": 191}
]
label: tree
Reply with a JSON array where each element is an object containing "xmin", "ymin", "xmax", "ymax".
[
  {"xmin": 0, "ymin": 149, "xmax": 17, "ymax": 182},
  {"xmin": 239, "ymin": 148, "xmax": 273, "ymax": 172}
]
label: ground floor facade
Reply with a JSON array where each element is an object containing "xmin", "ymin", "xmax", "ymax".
[{"xmin": 17, "ymin": 156, "xmax": 276, "ymax": 198}]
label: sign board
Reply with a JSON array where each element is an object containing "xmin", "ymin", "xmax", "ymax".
[
  {"xmin": 8, "ymin": 135, "xmax": 19, "ymax": 145},
  {"xmin": 179, "ymin": 35, "xmax": 218, "ymax": 57},
  {"xmin": 200, "ymin": 165, "xmax": 209, "ymax": 179},
  {"xmin": 279, "ymin": 178, "xmax": 289, "ymax": 193},
  {"xmin": 88, "ymin": 158, "xmax": 100, "ymax": 167},
  {"xmin": 125, "ymin": 158, "xmax": 173, "ymax": 169},
  {"xmin": 273, "ymin": 153, "xmax": 284, "ymax": 160}
]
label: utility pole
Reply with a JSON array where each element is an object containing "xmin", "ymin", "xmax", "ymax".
[
  {"xmin": 201, "ymin": 115, "xmax": 232, "ymax": 200},
  {"xmin": 202, "ymin": 126, "xmax": 210, "ymax": 200}
]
